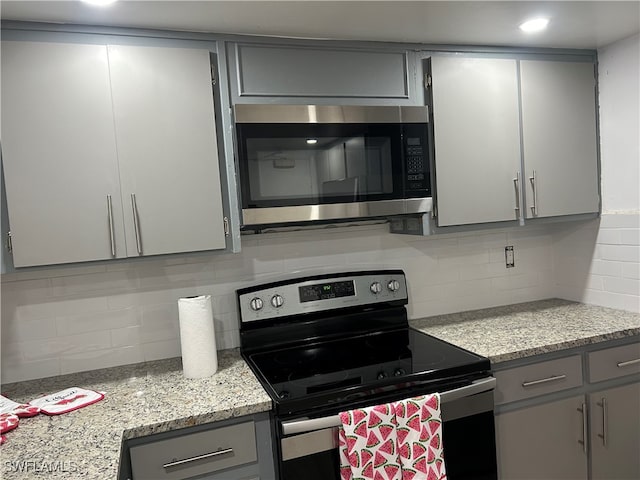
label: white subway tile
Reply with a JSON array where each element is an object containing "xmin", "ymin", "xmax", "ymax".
[
  {"xmin": 457, "ymin": 232, "xmax": 508, "ymax": 248},
  {"xmin": 623, "ymin": 262, "xmax": 640, "ymax": 279},
  {"xmin": 60, "ymin": 346, "xmax": 143, "ymax": 375},
  {"xmin": 284, "ymin": 254, "xmax": 347, "ymax": 272},
  {"xmin": 438, "ymin": 249, "xmax": 490, "ymax": 267},
  {"xmin": 215, "ymin": 329, "xmax": 240, "ymax": 350},
  {"xmin": 596, "ymin": 229, "xmax": 622, "ymax": 245},
  {"xmin": 458, "ymin": 262, "xmax": 509, "ymax": 281},
  {"xmin": 599, "ymin": 244, "xmax": 640, "ymax": 262},
  {"xmin": 22, "ymin": 331, "xmax": 112, "ymax": 361},
  {"xmin": 624, "ymin": 296, "xmax": 640, "ymax": 313},
  {"xmin": 50, "ymin": 271, "xmax": 138, "ymax": 297},
  {"xmin": 1, "ymin": 278, "xmax": 52, "ymax": 300},
  {"xmin": 107, "ymin": 287, "xmax": 199, "ymax": 309},
  {"xmin": 603, "ymin": 277, "xmax": 640, "ymax": 296},
  {"xmin": 1, "ymin": 358, "xmax": 61, "ymax": 383},
  {"xmin": 1, "ymin": 264, "xmax": 107, "ymax": 283},
  {"xmin": 586, "ymin": 275, "xmax": 604, "ymax": 291},
  {"xmin": 599, "ymin": 214, "xmax": 640, "ymax": 229},
  {"xmin": 492, "ymin": 272, "xmax": 540, "ymax": 291},
  {"xmin": 590, "ymin": 259, "xmax": 624, "ymax": 277},
  {"xmin": 621, "ymin": 229, "xmax": 640, "ymax": 246},
  {"xmin": 142, "ymin": 339, "xmax": 181, "ymax": 362},
  {"xmin": 11, "ymin": 297, "xmax": 108, "ymax": 322},
  {"xmin": 56, "ymin": 307, "xmax": 140, "ymax": 336},
  {"xmin": 140, "ymin": 304, "xmax": 180, "ymax": 343},
  {"xmin": 111, "ymin": 326, "xmax": 141, "ymax": 348},
  {"xmin": 580, "ymin": 289, "xmax": 632, "ymax": 311},
  {"xmin": 1, "ymin": 313, "xmax": 57, "ymax": 344}
]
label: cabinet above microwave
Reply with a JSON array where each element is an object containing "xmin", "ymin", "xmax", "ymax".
[{"xmin": 234, "ymin": 105, "xmax": 432, "ymax": 229}]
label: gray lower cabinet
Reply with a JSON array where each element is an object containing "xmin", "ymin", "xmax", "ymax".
[
  {"xmin": 494, "ymin": 340, "xmax": 640, "ymax": 480},
  {"xmin": 589, "ymin": 383, "xmax": 640, "ymax": 480},
  {"xmin": 123, "ymin": 414, "xmax": 275, "ymax": 480},
  {"xmin": 496, "ymin": 395, "xmax": 588, "ymax": 480},
  {"xmin": 1, "ymin": 39, "xmax": 227, "ymax": 267}
]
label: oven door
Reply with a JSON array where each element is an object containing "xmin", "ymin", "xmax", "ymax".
[{"xmin": 278, "ymin": 377, "xmax": 498, "ymax": 480}]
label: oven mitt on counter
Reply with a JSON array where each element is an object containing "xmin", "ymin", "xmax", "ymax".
[
  {"xmin": 29, "ymin": 387, "xmax": 104, "ymax": 415},
  {"xmin": 0, "ymin": 413, "xmax": 19, "ymax": 435},
  {"xmin": 0, "ymin": 394, "xmax": 40, "ymax": 417}
]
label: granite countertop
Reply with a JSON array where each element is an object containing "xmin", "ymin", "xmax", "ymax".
[
  {"xmin": 410, "ymin": 298, "xmax": 640, "ymax": 364},
  {"xmin": 0, "ymin": 349, "xmax": 271, "ymax": 479}
]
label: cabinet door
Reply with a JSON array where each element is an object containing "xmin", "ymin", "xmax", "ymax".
[
  {"xmin": 1, "ymin": 41, "xmax": 126, "ymax": 267},
  {"xmin": 430, "ymin": 57, "xmax": 521, "ymax": 226},
  {"xmin": 520, "ymin": 60, "xmax": 599, "ymax": 218},
  {"xmin": 590, "ymin": 382, "xmax": 640, "ymax": 480},
  {"xmin": 495, "ymin": 395, "xmax": 587, "ymax": 479},
  {"xmin": 107, "ymin": 45, "xmax": 226, "ymax": 257}
]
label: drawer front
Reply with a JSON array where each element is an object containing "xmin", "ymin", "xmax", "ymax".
[
  {"xmin": 495, "ymin": 355, "xmax": 583, "ymax": 405},
  {"xmin": 588, "ymin": 342, "xmax": 640, "ymax": 383},
  {"xmin": 130, "ymin": 421, "xmax": 257, "ymax": 480}
]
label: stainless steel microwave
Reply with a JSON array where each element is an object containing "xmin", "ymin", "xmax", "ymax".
[{"xmin": 234, "ymin": 104, "xmax": 432, "ymax": 228}]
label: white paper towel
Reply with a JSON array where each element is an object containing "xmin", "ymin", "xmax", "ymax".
[{"xmin": 178, "ymin": 295, "xmax": 218, "ymax": 378}]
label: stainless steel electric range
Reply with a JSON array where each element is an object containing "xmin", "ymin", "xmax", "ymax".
[{"xmin": 237, "ymin": 270, "xmax": 498, "ymax": 480}]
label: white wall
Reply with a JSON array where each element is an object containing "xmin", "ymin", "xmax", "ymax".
[
  {"xmin": 554, "ymin": 33, "xmax": 640, "ymax": 312},
  {"xmin": 1, "ymin": 223, "xmax": 556, "ymax": 383}
]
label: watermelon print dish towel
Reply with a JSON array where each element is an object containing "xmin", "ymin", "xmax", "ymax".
[{"xmin": 338, "ymin": 393, "xmax": 447, "ymax": 480}]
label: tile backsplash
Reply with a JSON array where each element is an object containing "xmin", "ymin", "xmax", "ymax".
[
  {"xmin": 2, "ymin": 222, "xmax": 559, "ymax": 383},
  {"xmin": 3, "ymin": 213, "xmax": 639, "ymax": 383}
]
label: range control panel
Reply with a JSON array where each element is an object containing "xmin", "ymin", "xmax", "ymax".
[{"xmin": 238, "ymin": 270, "xmax": 408, "ymax": 324}]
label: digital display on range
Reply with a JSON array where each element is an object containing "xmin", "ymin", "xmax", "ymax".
[{"xmin": 299, "ymin": 280, "xmax": 355, "ymax": 303}]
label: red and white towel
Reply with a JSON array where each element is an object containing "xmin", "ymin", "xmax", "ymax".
[
  {"xmin": 339, "ymin": 394, "xmax": 447, "ymax": 480},
  {"xmin": 0, "ymin": 394, "xmax": 40, "ymax": 418}
]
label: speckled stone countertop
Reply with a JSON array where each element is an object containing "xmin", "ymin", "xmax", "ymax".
[
  {"xmin": 410, "ymin": 298, "xmax": 640, "ymax": 364},
  {"xmin": 0, "ymin": 349, "xmax": 271, "ymax": 479}
]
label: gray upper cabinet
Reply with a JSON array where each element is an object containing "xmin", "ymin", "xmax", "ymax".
[
  {"xmin": 1, "ymin": 41, "xmax": 127, "ymax": 267},
  {"xmin": 429, "ymin": 56, "xmax": 522, "ymax": 226},
  {"xmin": 107, "ymin": 45, "xmax": 226, "ymax": 257},
  {"xmin": 428, "ymin": 55, "xmax": 599, "ymax": 228},
  {"xmin": 520, "ymin": 60, "xmax": 600, "ymax": 218},
  {"xmin": 229, "ymin": 43, "xmax": 413, "ymax": 103},
  {"xmin": 1, "ymin": 40, "xmax": 227, "ymax": 267}
]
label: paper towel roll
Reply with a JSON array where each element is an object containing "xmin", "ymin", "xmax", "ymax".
[{"xmin": 178, "ymin": 295, "xmax": 218, "ymax": 379}]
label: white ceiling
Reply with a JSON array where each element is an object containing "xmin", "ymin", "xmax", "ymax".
[{"xmin": 1, "ymin": 1, "xmax": 639, "ymax": 50}]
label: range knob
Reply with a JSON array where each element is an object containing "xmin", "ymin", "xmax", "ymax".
[
  {"xmin": 388, "ymin": 280, "xmax": 400, "ymax": 292},
  {"xmin": 377, "ymin": 371, "xmax": 388, "ymax": 380},
  {"xmin": 370, "ymin": 282, "xmax": 382, "ymax": 294},
  {"xmin": 249, "ymin": 297, "xmax": 263, "ymax": 311},
  {"xmin": 394, "ymin": 368, "xmax": 406, "ymax": 377},
  {"xmin": 271, "ymin": 294, "xmax": 284, "ymax": 308}
]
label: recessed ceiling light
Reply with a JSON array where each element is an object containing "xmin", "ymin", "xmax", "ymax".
[
  {"xmin": 306, "ymin": 138, "xmax": 318, "ymax": 145},
  {"xmin": 80, "ymin": 0, "xmax": 118, "ymax": 6},
  {"xmin": 519, "ymin": 18, "xmax": 550, "ymax": 33}
]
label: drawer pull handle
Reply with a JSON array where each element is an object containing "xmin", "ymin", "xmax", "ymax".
[
  {"xmin": 522, "ymin": 374, "xmax": 567, "ymax": 387},
  {"xmin": 163, "ymin": 447, "xmax": 234, "ymax": 469},
  {"xmin": 617, "ymin": 358, "xmax": 640, "ymax": 368},
  {"xmin": 578, "ymin": 403, "xmax": 588, "ymax": 454},
  {"xmin": 597, "ymin": 397, "xmax": 608, "ymax": 447}
]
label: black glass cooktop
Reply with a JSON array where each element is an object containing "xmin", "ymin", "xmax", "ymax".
[{"xmin": 245, "ymin": 327, "xmax": 490, "ymax": 413}]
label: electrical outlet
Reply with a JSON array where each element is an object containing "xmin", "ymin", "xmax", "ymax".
[{"xmin": 505, "ymin": 246, "xmax": 515, "ymax": 268}]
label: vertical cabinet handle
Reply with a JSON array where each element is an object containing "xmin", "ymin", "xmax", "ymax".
[
  {"xmin": 597, "ymin": 397, "xmax": 608, "ymax": 447},
  {"xmin": 577, "ymin": 403, "xmax": 588, "ymax": 453},
  {"xmin": 130, "ymin": 193, "xmax": 143, "ymax": 255},
  {"xmin": 513, "ymin": 172, "xmax": 521, "ymax": 216},
  {"xmin": 529, "ymin": 170, "xmax": 538, "ymax": 216},
  {"xmin": 107, "ymin": 195, "xmax": 116, "ymax": 257}
]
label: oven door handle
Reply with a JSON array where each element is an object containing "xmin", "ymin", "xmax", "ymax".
[{"xmin": 281, "ymin": 376, "xmax": 496, "ymax": 435}]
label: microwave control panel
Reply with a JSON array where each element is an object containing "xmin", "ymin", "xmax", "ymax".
[{"xmin": 402, "ymin": 124, "xmax": 430, "ymax": 195}]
